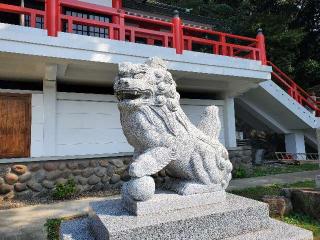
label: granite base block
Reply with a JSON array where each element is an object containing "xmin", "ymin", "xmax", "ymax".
[
  {"xmin": 122, "ymin": 190, "xmax": 226, "ymax": 215},
  {"xmin": 60, "ymin": 218, "xmax": 313, "ymax": 240},
  {"xmin": 88, "ymin": 193, "xmax": 271, "ymax": 240},
  {"xmin": 225, "ymin": 219, "xmax": 313, "ymax": 240}
]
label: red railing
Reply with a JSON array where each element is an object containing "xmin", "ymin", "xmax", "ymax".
[
  {"xmin": 267, "ymin": 61, "xmax": 320, "ymax": 116},
  {"xmin": 0, "ymin": 0, "xmax": 266, "ymax": 62},
  {"xmin": 0, "ymin": 3, "xmax": 45, "ymax": 28},
  {"xmin": 60, "ymin": 0, "xmax": 174, "ymax": 45},
  {"xmin": 183, "ymin": 26, "xmax": 261, "ymax": 61}
]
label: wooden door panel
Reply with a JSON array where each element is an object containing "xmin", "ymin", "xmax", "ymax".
[
  {"xmin": 0, "ymin": 96, "xmax": 8, "ymax": 155},
  {"xmin": 0, "ymin": 94, "xmax": 31, "ymax": 158}
]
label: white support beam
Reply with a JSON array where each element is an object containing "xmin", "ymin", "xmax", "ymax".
[
  {"xmin": 43, "ymin": 64, "xmax": 57, "ymax": 156},
  {"xmin": 223, "ymin": 96, "xmax": 237, "ymax": 148},
  {"xmin": 285, "ymin": 131, "xmax": 306, "ymax": 158},
  {"xmin": 237, "ymin": 98, "xmax": 290, "ymax": 134},
  {"xmin": 316, "ymin": 129, "xmax": 320, "ymax": 156}
]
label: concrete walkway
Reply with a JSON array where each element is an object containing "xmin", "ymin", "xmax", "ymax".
[
  {"xmin": 228, "ymin": 169, "xmax": 320, "ymax": 191},
  {"xmin": 0, "ymin": 169, "xmax": 319, "ymax": 240}
]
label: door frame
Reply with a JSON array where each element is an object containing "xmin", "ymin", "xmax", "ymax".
[{"xmin": 0, "ymin": 93, "xmax": 31, "ymax": 158}]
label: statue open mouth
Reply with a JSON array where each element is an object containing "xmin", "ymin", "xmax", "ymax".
[{"xmin": 116, "ymin": 89, "xmax": 151, "ymax": 102}]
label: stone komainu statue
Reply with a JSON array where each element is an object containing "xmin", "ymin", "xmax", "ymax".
[{"xmin": 114, "ymin": 57, "xmax": 233, "ymax": 201}]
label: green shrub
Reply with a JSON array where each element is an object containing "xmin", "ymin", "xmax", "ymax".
[
  {"xmin": 52, "ymin": 179, "xmax": 76, "ymax": 200},
  {"xmin": 45, "ymin": 218, "xmax": 62, "ymax": 240},
  {"xmin": 233, "ymin": 166, "xmax": 247, "ymax": 179}
]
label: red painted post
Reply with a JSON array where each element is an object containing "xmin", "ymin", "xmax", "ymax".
[
  {"xmin": 118, "ymin": 11, "xmax": 125, "ymax": 41},
  {"xmin": 172, "ymin": 10, "xmax": 183, "ymax": 54},
  {"xmin": 112, "ymin": 0, "xmax": 123, "ymax": 40},
  {"xmin": 219, "ymin": 34, "xmax": 227, "ymax": 56},
  {"xmin": 46, "ymin": 0, "xmax": 59, "ymax": 37},
  {"xmin": 256, "ymin": 28, "xmax": 267, "ymax": 65},
  {"xmin": 292, "ymin": 84, "xmax": 298, "ymax": 102},
  {"xmin": 112, "ymin": 0, "xmax": 122, "ymax": 9}
]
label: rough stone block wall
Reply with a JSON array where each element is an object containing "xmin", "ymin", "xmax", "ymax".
[
  {"xmin": 0, "ymin": 157, "xmax": 132, "ymax": 200},
  {"xmin": 0, "ymin": 148, "xmax": 252, "ymax": 200},
  {"xmin": 228, "ymin": 146, "xmax": 253, "ymax": 171}
]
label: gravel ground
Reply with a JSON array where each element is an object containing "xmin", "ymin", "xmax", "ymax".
[{"xmin": 0, "ymin": 189, "xmax": 120, "ymax": 210}]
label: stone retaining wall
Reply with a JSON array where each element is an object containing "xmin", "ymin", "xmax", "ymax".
[
  {"xmin": 0, "ymin": 156, "xmax": 132, "ymax": 200},
  {"xmin": 228, "ymin": 146, "xmax": 252, "ymax": 171},
  {"xmin": 0, "ymin": 148, "xmax": 252, "ymax": 200}
]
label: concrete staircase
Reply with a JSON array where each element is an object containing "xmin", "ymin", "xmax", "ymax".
[{"xmin": 236, "ymin": 80, "xmax": 320, "ymax": 150}]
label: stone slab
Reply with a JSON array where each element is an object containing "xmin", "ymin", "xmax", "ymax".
[
  {"xmin": 225, "ymin": 219, "xmax": 313, "ymax": 240},
  {"xmin": 122, "ymin": 190, "xmax": 226, "ymax": 216},
  {"xmin": 60, "ymin": 216, "xmax": 313, "ymax": 240},
  {"xmin": 89, "ymin": 193, "xmax": 271, "ymax": 240}
]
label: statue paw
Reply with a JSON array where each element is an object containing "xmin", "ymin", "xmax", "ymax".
[{"xmin": 129, "ymin": 162, "xmax": 145, "ymax": 178}]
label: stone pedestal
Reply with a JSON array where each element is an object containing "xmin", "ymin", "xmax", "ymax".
[
  {"xmin": 89, "ymin": 193, "xmax": 269, "ymax": 240},
  {"xmin": 122, "ymin": 190, "xmax": 226, "ymax": 216},
  {"xmin": 83, "ymin": 193, "xmax": 311, "ymax": 240},
  {"xmin": 60, "ymin": 192, "xmax": 313, "ymax": 240}
]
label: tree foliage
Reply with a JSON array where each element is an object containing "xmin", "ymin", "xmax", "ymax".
[{"xmin": 158, "ymin": 0, "xmax": 320, "ymax": 88}]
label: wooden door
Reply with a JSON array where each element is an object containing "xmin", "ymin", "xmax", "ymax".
[{"xmin": 0, "ymin": 93, "xmax": 31, "ymax": 158}]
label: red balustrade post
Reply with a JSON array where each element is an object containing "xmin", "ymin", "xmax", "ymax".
[
  {"xmin": 256, "ymin": 28, "xmax": 267, "ymax": 65},
  {"xmin": 46, "ymin": 0, "xmax": 59, "ymax": 37},
  {"xmin": 219, "ymin": 35, "xmax": 227, "ymax": 56},
  {"xmin": 118, "ymin": 11, "xmax": 125, "ymax": 41},
  {"xmin": 172, "ymin": 10, "xmax": 183, "ymax": 54},
  {"xmin": 112, "ymin": 0, "xmax": 124, "ymax": 41},
  {"xmin": 112, "ymin": 0, "xmax": 122, "ymax": 9},
  {"xmin": 292, "ymin": 84, "xmax": 298, "ymax": 102}
]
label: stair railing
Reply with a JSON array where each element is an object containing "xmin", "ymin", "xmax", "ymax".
[{"xmin": 267, "ymin": 61, "xmax": 320, "ymax": 117}]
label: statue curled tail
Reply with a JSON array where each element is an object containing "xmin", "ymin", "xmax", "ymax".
[{"xmin": 196, "ymin": 105, "xmax": 233, "ymax": 190}]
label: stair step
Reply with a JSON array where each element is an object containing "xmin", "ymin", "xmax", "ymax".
[{"xmin": 225, "ymin": 219, "xmax": 313, "ymax": 240}]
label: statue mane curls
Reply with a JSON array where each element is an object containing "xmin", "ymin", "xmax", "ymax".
[{"xmin": 154, "ymin": 71, "xmax": 180, "ymax": 112}]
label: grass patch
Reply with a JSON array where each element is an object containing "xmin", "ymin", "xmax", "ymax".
[
  {"xmin": 283, "ymin": 213, "xmax": 320, "ymax": 240},
  {"xmin": 252, "ymin": 164, "xmax": 319, "ymax": 177},
  {"xmin": 233, "ymin": 163, "xmax": 319, "ymax": 179},
  {"xmin": 229, "ymin": 180, "xmax": 316, "ymax": 201},
  {"xmin": 45, "ymin": 218, "xmax": 62, "ymax": 240}
]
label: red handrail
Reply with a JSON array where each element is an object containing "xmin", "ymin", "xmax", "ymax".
[
  {"xmin": 0, "ymin": 0, "xmax": 265, "ymax": 62},
  {"xmin": 0, "ymin": 3, "xmax": 45, "ymax": 28},
  {"xmin": 267, "ymin": 61, "xmax": 320, "ymax": 116}
]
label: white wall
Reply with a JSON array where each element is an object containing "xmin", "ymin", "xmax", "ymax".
[
  {"xmin": 56, "ymin": 93, "xmax": 131, "ymax": 156},
  {"xmin": 79, "ymin": 0, "xmax": 112, "ymax": 7},
  {"xmin": 180, "ymin": 99, "xmax": 225, "ymax": 145},
  {"xmin": 30, "ymin": 93, "xmax": 225, "ymax": 157}
]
